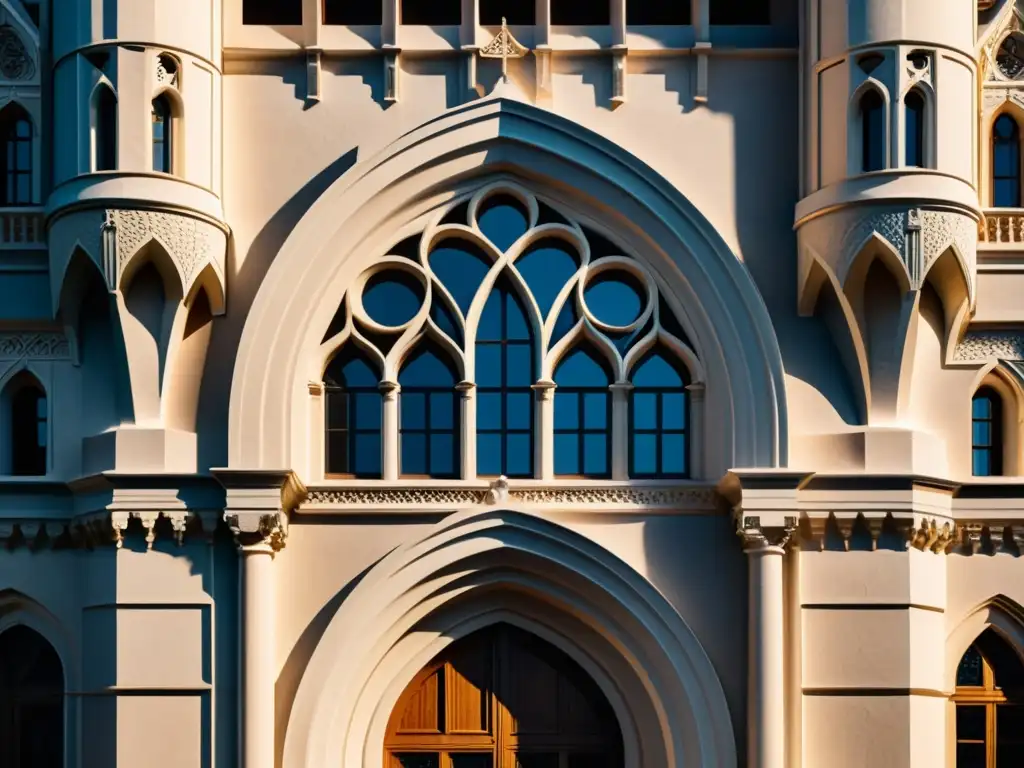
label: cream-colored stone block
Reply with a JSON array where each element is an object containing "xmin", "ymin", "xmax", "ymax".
[
  {"xmin": 116, "ymin": 607, "xmax": 207, "ymax": 687},
  {"xmin": 803, "ymin": 694, "xmax": 946, "ymax": 768},
  {"xmin": 801, "ymin": 550, "xmax": 945, "ymax": 609},
  {"xmin": 117, "ymin": 695, "xmax": 204, "ymax": 768}
]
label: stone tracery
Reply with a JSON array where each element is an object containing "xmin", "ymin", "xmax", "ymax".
[{"xmin": 319, "ymin": 183, "xmax": 701, "ymax": 480}]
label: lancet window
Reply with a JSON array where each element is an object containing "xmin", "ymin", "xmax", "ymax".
[{"xmin": 320, "ymin": 185, "xmax": 700, "ymax": 481}]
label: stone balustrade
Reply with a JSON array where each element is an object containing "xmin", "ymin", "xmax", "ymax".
[{"xmin": 0, "ymin": 207, "xmax": 45, "ymax": 249}]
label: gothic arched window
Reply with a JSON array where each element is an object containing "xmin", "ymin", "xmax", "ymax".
[
  {"xmin": 904, "ymin": 90, "xmax": 926, "ymax": 168},
  {"xmin": 0, "ymin": 625, "xmax": 64, "ymax": 768},
  {"xmin": 860, "ymin": 89, "xmax": 886, "ymax": 173},
  {"xmin": 0, "ymin": 104, "xmax": 32, "ymax": 205},
  {"xmin": 554, "ymin": 346, "xmax": 612, "ymax": 478},
  {"xmin": 476, "ymin": 275, "xmax": 535, "ymax": 478},
  {"xmin": 399, "ymin": 345, "xmax": 460, "ymax": 478},
  {"xmin": 5, "ymin": 372, "xmax": 46, "ymax": 476},
  {"xmin": 151, "ymin": 95, "xmax": 173, "ymax": 174},
  {"xmin": 93, "ymin": 85, "xmax": 117, "ymax": 172},
  {"xmin": 972, "ymin": 387, "xmax": 1004, "ymax": 477},
  {"xmin": 994, "ymin": 114, "xmax": 1021, "ymax": 208},
  {"xmin": 630, "ymin": 349, "xmax": 688, "ymax": 478},
  {"xmin": 953, "ymin": 629, "xmax": 1024, "ymax": 767},
  {"xmin": 321, "ymin": 185, "xmax": 700, "ymax": 482},
  {"xmin": 324, "ymin": 348, "xmax": 382, "ymax": 478}
]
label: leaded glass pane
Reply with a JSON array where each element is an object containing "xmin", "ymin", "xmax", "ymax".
[
  {"xmin": 584, "ymin": 274, "xmax": 644, "ymax": 327},
  {"xmin": 957, "ymin": 646, "xmax": 984, "ymax": 687},
  {"xmin": 957, "ymin": 705, "xmax": 986, "ymax": 741},
  {"xmin": 429, "ymin": 242, "xmax": 491, "ymax": 316},
  {"xmin": 516, "ymin": 241, "xmax": 579, "ymax": 318},
  {"xmin": 363, "ymin": 271, "xmax": 424, "ymax": 327}
]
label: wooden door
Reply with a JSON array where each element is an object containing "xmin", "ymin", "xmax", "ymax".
[{"xmin": 384, "ymin": 624, "xmax": 623, "ymax": 768}]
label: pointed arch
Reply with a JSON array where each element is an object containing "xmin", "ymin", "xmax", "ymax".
[
  {"xmin": 849, "ymin": 81, "xmax": 890, "ymax": 174},
  {"xmin": 967, "ymin": 363, "xmax": 1023, "ymax": 476},
  {"xmin": 947, "ymin": 594, "xmax": 1024, "ymax": 691},
  {"xmin": 397, "ymin": 339, "xmax": 460, "ymax": 478},
  {"xmin": 323, "ymin": 345, "xmax": 383, "ymax": 478},
  {"xmin": 229, "ymin": 96, "xmax": 787, "ymax": 473},
  {"xmin": 553, "ymin": 341, "xmax": 613, "ymax": 478},
  {"xmin": 90, "ymin": 81, "xmax": 117, "ymax": 172},
  {"xmin": 150, "ymin": 86, "xmax": 184, "ymax": 176},
  {"xmin": 282, "ymin": 508, "xmax": 737, "ymax": 768}
]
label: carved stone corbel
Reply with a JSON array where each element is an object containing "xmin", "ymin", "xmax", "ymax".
[
  {"xmin": 215, "ymin": 469, "xmax": 308, "ymax": 555},
  {"xmin": 736, "ymin": 514, "xmax": 798, "ymax": 552},
  {"xmin": 908, "ymin": 517, "xmax": 954, "ymax": 553},
  {"xmin": 225, "ymin": 511, "xmax": 288, "ymax": 553}
]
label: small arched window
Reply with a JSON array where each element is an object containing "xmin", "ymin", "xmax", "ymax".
[
  {"xmin": 0, "ymin": 626, "xmax": 64, "ymax": 768},
  {"xmin": 0, "ymin": 104, "xmax": 32, "ymax": 206},
  {"xmin": 554, "ymin": 346, "xmax": 612, "ymax": 478},
  {"xmin": 324, "ymin": 348, "xmax": 382, "ymax": 478},
  {"xmin": 629, "ymin": 349, "xmax": 688, "ymax": 478},
  {"xmin": 93, "ymin": 85, "xmax": 117, "ymax": 172},
  {"xmin": 151, "ymin": 95, "xmax": 173, "ymax": 174},
  {"xmin": 7, "ymin": 373, "xmax": 46, "ymax": 476},
  {"xmin": 993, "ymin": 114, "xmax": 1021, "ymax": 208},
  {"xmin": 860, "ymin": 89, "xmax": 886, "ymax": 173},
  {"xmin": 972, "ymin": 387, "xmax": 1004, "ymax": 477},
  {"xmin": 475, "ymin": 276, "xmax": 535, "ymax": 478},
  {"xmin": 953, "ymin": 629, "xmax": 1024, "ymax": 767},
  {"xmin": 904, "ymin": 90, "xmax": 926, "ymax": 168},
  {"xmin": 399, "ymin": 345, "xmax": 459, "ymax": 478}
]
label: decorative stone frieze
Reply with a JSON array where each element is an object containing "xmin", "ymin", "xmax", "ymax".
[
  {"xmin": 107, "ymin": 209, "xmax": 214, "ymax": 285},
  {"xmin": 954, "ymin": 330, "xmax": 1024, "ymax": 362},
  {"xmin": 0, "ymin": 510, "xmax": 219, "ymax": 551},
  {"xmin": 800, "ymin": 512, "xmax": 959, "ymax": 553},
  {"xmin": 0, "ymin": 332, "xmax": 71, "ymax": 360},
  {"xmin": 301, "ymin": 481, "xmax": 718, "ymax": 512}
]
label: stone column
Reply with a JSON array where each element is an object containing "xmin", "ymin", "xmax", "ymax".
[
  {"xmin": 741, "ymin": 522, "xmax": 792, "ymax": 768},
  {"xmin": 533, "ymin": 380, "xmax": 556, "ymax": 479},
  {"xmin": 226, "ymin": 510, "xmax": 285, "ymax": 768},
  {"xmin": 217, "ymin": 470, "xmax": 305, "ymax": 768},
  {"xmin": 457, "ymin": 381, "xmax": 476, "ymax": 479},
  {"xmin": 380, "ymin": 381, "xmax": 400, "ymax": 481},
  {"xmin": 609, "ymin": 382, "xmax": 632, "ymax": 480}
]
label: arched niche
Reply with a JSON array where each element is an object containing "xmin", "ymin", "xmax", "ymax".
[
  {"xmin": 281, "ymin": 508, "xmax": 737, "ymax": 768},
  {"xmin": 228, "ymin": 95, "xmax": 788, "ymax": 477}
]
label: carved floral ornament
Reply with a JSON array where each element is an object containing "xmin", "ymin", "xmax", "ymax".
[{"xmin": 0, "ymin": 25, "xmax": 32, "ymax": 80}]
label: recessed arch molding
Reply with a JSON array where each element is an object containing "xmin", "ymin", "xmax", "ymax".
[
  {"xmin": 282, "ymin": 507, "xmax": 738, "ymax": 768},
  {"xmin": 228, "ymin": 94, "xmax": 788, "ymax": 474}
]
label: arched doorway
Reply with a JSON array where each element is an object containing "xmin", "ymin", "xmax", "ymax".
[
  {"xmin": 0, "ymin": 625, "xmax": 64, "ymax": 767},
  {"xmin": 384, "ymin": 623, "xmax": 623, "ymax": 767},
  {"xmin": 953, "ymin": 628, "xmax": 1024, "ymax": 766}
]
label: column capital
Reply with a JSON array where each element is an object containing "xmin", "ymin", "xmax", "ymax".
[
  {"xmin": 378, "ymin": 380, "xmax": 401, "ymax": 401},
  {"xmin": 532, "ymin": 379, "xmax": 557, "ymax": 401},
  {"xmin": 737, "ymin": 516, "xmax": 797, "ymax": 553},
  {"xmin": 456, "ymin": 380, "xmax": 476, "ymax": 396},
  {"xmin": 212, "ymin": 469, "xmax": 307, "ymax": 553}
]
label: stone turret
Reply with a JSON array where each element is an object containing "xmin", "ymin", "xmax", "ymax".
[
  {"xmin": 47, "ymin": 0, "xmax": 226, "ymax": 473},
  {"xmin": 795, "ymin": 0, "xmax": 981, "ymax": 473}
]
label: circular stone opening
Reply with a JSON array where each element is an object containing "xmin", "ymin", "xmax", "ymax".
[
  {"xmin": 360, "ymin": 270, "xmax": 425, "ymax": 328},
  {"xmin": 582, "ymin": 271, "xmax": 646, "ymax": 329}
]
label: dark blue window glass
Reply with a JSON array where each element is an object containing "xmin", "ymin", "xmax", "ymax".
[
  {"xmin": 904, "ymin": 90, "xmax": 925, "ymax": 168},
  {"xmin": 630, "ymin": 349, "xmax": 688, "ymax": 478},
  {"xmin": 10, "ymin": 377, "xmax": 45, "ymax": 476},
  {"xmin": 972, "ymin": 387, "xmax": 1002, "ymax": 477},
  {"xmin": 554, "ymin": 347, "xmax": 611, "ymax": 477},
  {"xmin": 515, "ymin": 239, "xmax": 579, "ymax": 320},
  {"xmin": 476, "ymin": 276, "xmax": 534, "ymax": 477},
  {"xmin": 151, "ymin": 96, "xmax": 172, "ymax": 174},
  {"xmin": 0, "ymin": 104, "xmax": 32, "ymax": 206},
  {"xmin": 477, "ymin": 195, "xmax": 528, "ymax": 253},
  {"xmin": 994, "ymin": 114, "xmax": 1020, "ymax": 208},
  {"xmin": 861, "ymin": 90, "xmax": 885, "ymax": 173},
  {"xmin": 428, "ymin": 241, "xmax": 491, "ymax": 316},
  {"xmin": 584, "ymin": 273, "xmax": 644, "ymax": 327},
  {"xmin": 399, "ymin": 345, "xmax": 459, "ymax": 478},
  {"xmin": 362, "ymin": 271, "xmax": 424, "ymax": 327},
  {"xmin": 324, "ymin": 348, "xmax": 382, "ymax": 477}
]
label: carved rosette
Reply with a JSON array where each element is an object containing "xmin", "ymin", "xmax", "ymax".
[{"xmin": 0, "ymin": 25, "xmax": 33, "ymax": 80}]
